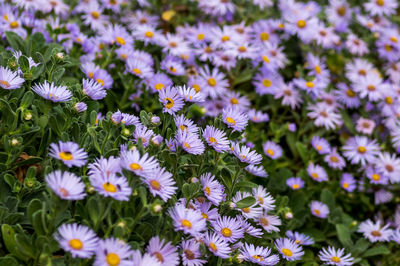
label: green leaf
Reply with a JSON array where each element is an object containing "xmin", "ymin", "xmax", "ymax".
[
  {"xmin": 362, "ymin": 246, "xmax": 390, "ymax": 257},
  {"xmin": 1, "ymin": 224, "xmax": 27, "ymax": 261},
  {"xmin": 320, "ymin": 188, "xmax": 335, "ymax": 209},
  {"xmin": 27, "ymin": 199, "xmax": 42, "ymax": 223},
  {"xmin": 51, "ymin": 67, "xmax": 65, "ymax": 83},
  {"xmin": 235, "ymin": 181, "xmax": 258, "ymax": 189},
  {"xmin": 235, "ymin": 196, "xmax": 256, "ymax": 209},
  {"xmin": 5, "ymin": 31, "xmax": 26, "ymax": 54},
  {"xmin": 336, "ymin": 224, "xmax": 353, "ymax": 248},
  {"xmin": 20, "ymin": 91, "xmax": 35, "ymax": 108},
  {"xmin": 87, "ymin": 197, "xmax": 101, "ymax": 225},
  {"xmin": 295, "ymin": 142, "xmax": 308, "ymax": 163},
  {"xmin": 15, "ymin": 233, "xmax": 35, "ymax": 258}
]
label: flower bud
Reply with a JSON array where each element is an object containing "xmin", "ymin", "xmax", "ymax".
[
  {"xmin": 153, "ymin": 204, "xmax": 162, "ymax": 213},
  {"xmin": 74, "ymin": 102, "xmax": 87, "ymax": 112},
  {"xmin": 56, "ymin": 52, "xmax": 64, "ymax": 60},
  {"xmin": 191, "ymin": 177, "xmax": 199, "ymax": 183},
  {"xmin": 285, "ymin": 211, "xmax": 293, "ymax": 219},
  {"xmin": 151, "ymin": 116, "xmax": 160, "ymax": 124},
  {"xmin": 122, "ymin": 128, "xmax": 131, "ymax": 137},
  {"xmin": 24, "ymin": 111, "xmax": 32, "ymax": 120},
  {"xmin": 117, "ymin": 221, "xmax": 126, "ymax": 228},
  {"xmin": 229, "ymin": 202, "xmax": 236, "ymax": 209},
  {"xmin": 11, "ymin": 138, "xmax": 19, "ymax": 146}
]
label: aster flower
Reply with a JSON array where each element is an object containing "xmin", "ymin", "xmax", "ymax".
[
  {"xmin": 240, "ymin": 243, "xmax": 280, "ymax": 265},
  {"xmin": 232, "ymin": 143, "xmax": 262, "ymax": 165},
  {"xmin": 88, "ymin": 156, "xmax": 121, "ymax": 178},
  {"xmin": 286, "ymin": 231, "xmax": 314, "ymax": 246},
  {"xmin": 196, "ymin": 201, "xmax": 219, "ymax": 222},
  {"xmin": 160, "ymin": 56, "xmax": 185, "ymax": 76},
  {"xmin": 126, "ymin": 57, "xmax": 153, "ymax": 79},
  {"xmin": 310, "ymin": 201, "xmax": 330, "ymax": 218},
  {"xmin": 263, "ymin": 141, "xmax": 283, "ymax": 159},
  {"xmin": 237, "ymin": 215, "xmax": 263, "ymax": 238},
  {"xmin": 286, "ymin": 177, "xmax": 305, "ymax": 190},
  {"xmin": 94, "ymin": 238, "xmax": 133, "ymax": 266},
  {"xmin": 248, "ymin": 109, "xmax": 269, "ymax": 123},
  {"xmin": 45, "ymin": 170, "xmax": 86, "ymax": 200},
  {"xmin": 365, "ymin": 166, "xmax": 389, "ymax": 185},
  {"xmin": 159, "ymin": 86, "xmax": 185, "ymax": 115},
  {"xmin": 198, "ymin": 66, "xmax": 229, "ymax": 99},
  {"xmin": 232, "ymin": 191, "xmax": 263, "ymax": 219},
  {"xmin": 142, "ymin": 167, "xmax": 177, "ymax": 202},
  {"xmin": 89, "ymin": 173, "xmax": 132, "ymax": 201},
  {"xmin": 176, "ymin": 131, "xmax": 205, "ymax": 155},
  {"xmin": 177, "ymin": 85, "xmax": 205, "ymax": 103},
  {"xmin": 54, "ymin": 223, "xmax": 98, "ymax": 258},
  {"xmin": 174, "ymin": 115, "xmax": 199, "ymax": 135},
  {"xmin": 334, "ymin": 83, "xmax": 360, "ymax": 109},
  {"xmin": 245, "ymin": 165, "xmax": 268, "ymax": 178},
  {"xmin": 148, "ymin": 72, "xmax": 173, "ymax": 93},
  {"xmin": 180, "ymin": 239, "xmax": 207, "ymax": 266},
  {"xmin": 374, "ymin": 152, "xmax": 400, "ymax": 183},
  {"xmin": 120, "ymin": 149, "xmax": 159, "ymax": 177},
  {"xmin": 212, "ymin": 216, "xmax": 244, "ymax": 243},
  {"xmin": 202, "ymin": 125, "xmax": 230, "ymax": 153},
  {"xmin": 358, "ymin": 219, "xmax": 393, "ymax": 242},
  {"xmin": 342, "ymin": 136, "xmax": 380, "ymax": 166},
  {"xmin": 324, "ymin": 149, "xmax": 346, "ymax": 170},
  {"xmin": 200, "ymin": 173, "xmax": 226, "ymax": 205},
  {"xmin": 32, "ymin": 81, "xmax": 72, "ymax": 102},
  {"xmin": 258, "ymin": 213, "xmax": 281, "ymax": 233},
  {"xmin": 82, "ymin": 78, "xmax": 107, "ymax": 100},
  {"xmin": 318, "ymin": 246, "xmax": 354, "ymax": 265},
  {"xmin": 0, "ymin": 66, "xmax": 24, "ymax": 90},
  {"xmin": 356, "ymin": 118, "xmax": 375, "ymax": 135},
  {"xmin": 49, "ymin": 141, "xmax": 88, "ymax": 168},
  {"xmin": 133, "ymin": 126, "xmax": 154, "ymax": 147},
  {"xmin": 364, "ymin": 0, "xmax": 397, "ymax": 16},
  {"xmin": 307, "ymin": 163, "xmax": 328, "ymax": 182},
  {"xmin": 168, "ymin": 203, "xmax": 206, "ymax": 237},
  {"xmin": 275, "ymin": 238, "xmax": 304, "ymax": 261},
  {"xmin": 375, "ymin": 189, "xmax": 393, "ymax": 205},
  {"xmin": 203, "ymin": 232, "xmax": 231, "ymax": 259},
  {"xmin": 147, "ymin": 236, "xmax": 179, "ymax": 266},
  {"xmin": 252, "ymin": 186, "xmax": 275, "ymax": 211},
  {"xmin": 340, "ymin": 173, "xmax": 357, "ymax": 192},
  {"xmin": 307, "ymin": 103, "xmax": 343, "ymax": 130}
]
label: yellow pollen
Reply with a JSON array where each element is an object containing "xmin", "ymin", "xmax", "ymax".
[
  {"xmin": 257, "ymin": 196, "xmax": 264, "ymax": 204},
  {"xmin": 132, "ymin": 68, "xmax": 142, "ymax": 75},
  {"xmin": 376, "ymin": 0, "xmax": 384, "ymax": 6},
  {"xmin": 169, "ymin": 66, "xmax": 177, "ymax": 73},
  {"xmin": 292, "ymin": 184, "xmax": 300, "ymax": 189},
  {"xmin": 150, "ymin": 180, "xmax": 161, "ymax": 191},
  {"xmin": 278, "ymin": 23, "xmax": 285, "ymax": 29},
  {"xmin": 337, "ymin": 6, "xmax": 346, "ymax": 16},
  {"xmin": 169, "ymin": 41, "xmax": 177, "ymax": 48},
  {"xmin": 202, "ymin": 213, "xmax": 208, "ymax": 219},
  {"xmin": 385, "ymin": 96, "xmax": 393, "ymax": 104},
  {"xmin": 231, "ymin": 98, "xmax": 239, "ymax": 104},
  {"xmin": 260, "ymin": 32, "xmax": 269, "ymax": 41},
  {"xmin": 238, "ymin": 46, "xmax": 247, "ymax": 52},
  {"xmin": 226, "ymin": 117, "xmax": 236, "ymax": 125},
  {"xmin": 59, "ymin": 188, "xmax": 69, "ymax": 197},
  {"xmin": 357, "ymin": 146, "xmax": 366, "ymax": 154},
  {"xmin": 153, "ymin": 252, "xmax": 164, "ymax": 263},
  {"xmin": 145, "ymin": 31, "xmax": 154, "ymax": 38},
  {"xmin": 331, "ymin": 256, "xmax": 341, "ymax": 263},
  {"xmin": 208, "ymin": 78, "xmax": 217, "ymax": 86},
  {"xmin": 346, "ymin": 89, "xmax": 356, "ymax": 97},
  {"xmin": 0, "ymin": 80, "xmax": 11, "ymax": 88},
  {"xmin": 96, "ymin": 78, "xmax": 104, "ymax": 86},
  {"xmin": 130, "ymin": 163, "xmax": 142, "ymax": 170},
  {"xmin": 316, "ymin": 145, "xmax": 322, "ymax": 151},
  {"xmin": 221, "ymin": 35, "xmax": 230, "ymax": 42},
  {"xmin": 91, "ymin": 11, "xmax": 100, "ymax": 19},
  {"xmin": 106, "ymin": 253, "xmax": 120, "ymax": 266},
  {"xmin": 155, "ymin": 83, "xmax": 165, "ymax": 91},
  {"xmin": 371, "ymin": 230, "xmax": 382, "ymax": 237},
  {"xmin": 103, "ymin": 182, "xmax": 117, "ymax": 193},
  {"xmin": 311, "ymin": 173, "xmax": 319, "ymax": 179},
  {"xmin": 262, "ymin": 79, "xmax": 272, "ymax": 87},
  {"xmin": 297, "ymin": 20, "xmax": 306, "ymax": 28},
  {"xmin": 367, "ymin": 85, "xmax": 376, "ymax": 91},
  {"xmin": 221, "ymin": 227, "xmax": 232, "ymax": 237},
  {"xmin": 241, "ymin": 207, "xmax": 250, "ymax": 213},
  {"xmin": 253, "ymin": 255, "xmax": 264, "ymax": 261},
  {"xmin": 330, "ymin": 156, "xmax": 339, "ymax": 163},
  {"xmin": 69, "ymin": 239, "xmax": 83, "ymax": 250},
  {"xmin": 184, "ymin": 142, "xmax": 190, "ymax": 148},
  {"xmin": 116, "ymin": 36, "xmax": 125, "ymax": 45},
  {"xmin": 305, "ymin": 81, "xmax": 314, "ymax": 88},
  {"xmin": 165, "ymin": 97, "xmax": 174, "ymax": 109},
  {"xmin": 266, "ymin": 149, "xmax": 274, "ymax": 156},
  {"xmin": 372, "ymin": 173, "xmax": 380, "ymax": 181},
  {"xmin": 88, "ymin": 72, "xmax": 94, "ymax": 79},
  {"xmin": 314, "ymin": 209, "xmax": 321, "ymax": 215},
  {"xmin": 204, "ymin": 186, "xmax": 211, "ymax": 195},
  {"xmin": 314, "ymin": 65, "xmax": 321, "ymax": 74},
  {"xmin": 262, "ymin": 55, "xmax": 270, "ymax": 63},
  {"xmin": 385, "ymin": 44, "xmax": 393, "ymax": 52},
  {"xmin": 181, "ymin": 219, "xmax": 192, "ymax": 228},
  {"xmin": 10, "ymin": 21, "xmax": 19, "ymax": 28},
  {"xmin": 192, "ymin": 84, "xmax": 201, "ymax": 92},
  {"xmin": 390, "ymin": 36, "xmax": 398, "ymax": 43},
  {"xmin": 208, "ymin": 137, "xmax": 217, "ymax": 143},
  {"xmin": 59, "ymin": 151, "xmax": 73, "ymax": 161},
  {"xmin": 343, "ymin": 182, "xmax": 349, "ymax": 189},
  {"xmin": 197, "ymin": 33, "xmax": 205, "ymax": 40},
  {"xmin": 209, "ymin": 243, "xmax": 218, "ymax": 252},
  {"xmin": 180, "ymin": 125, "xmax": 187, "ymax": 131},
  {"xmin": 281, "ymin": 248, "xmax": 293, "ymax": 257}
]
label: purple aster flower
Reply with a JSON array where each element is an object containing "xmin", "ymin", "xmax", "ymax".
[
  {"xmin": 198, "ymin": 66, "xmax": 229, "ymax": 99},
  {"xmin": 89, "ymin": 173, "xmax": 131, "ymax": 201},
  {"xmin": 203, "ymin": 232, "xmax": 231, "ymax": 259},
  {"xmin": 32, "ymin": 81, "xmax": 72, "ymax": 102},
  {"xmin": 142, "ymin": 167, "xmax": 177, "ymax": 202},
  {"xmin": 286, "ymin": 177, "xmax": 305, "ymax": 190},
  {"xmin": 374, "ymin": 152, "xmax": 400, "ymax": 183},
  {"xmin": 248, "ymin": 109, "xmax": 269, "ymax": 123},
  {"xmin": 334, "ymin": 83, "xmax": 361, "ymax": 109},
  {"xmin": 202, "ymin": 125, "xmax": 230, "ymax": 153},
  {"xmin": 133, "ymin": 126, "xmax": 154, "ymax": 147},
  {"xmin": 180, "ymin": 238, "xmax": 207, "ymax": 266},
  {"xmin": 212, "ymin": 216, "xmax": 244, "ymax": 243},
  {"xmin": 311, "ymin": 136, "xmax": 331, "ymax": 154},
  {"xmin": 307, "ymin": 103, "xmax": 343, "ymax": 130},
  {"xmin": 307, "ymin": 163, "xmax": 328, "ymax": 182},
  {"xmin": 92, "ymin": 68, "xmax": 113, "ymax": 89},
  {"xmin": 356, "ymin": 117, "xmax": 375, "ymax": 135},
  {"xmin": 160, "ymin": 55, "xmax": 185, "ymax": 76},
  {"xmin": 342, "ymin": 136, "xmax": 380, "ymax": 166},
  {"xmin": 232, "ymin": 143, "xmax": 262, "ymax": 165},
  {"xmin": 318, "ymin": 246, "xmax": 354, "ymax": 265},
  {"xmin": 366, "ymin": 166, "xmax": 389, "ymax": 185},
  {"xmin": 45, "ymin": 171, "xmax": 86, "ymax": 200},
  {"xmin": 357, "ymin": 219, "xmax": 393, "ymax": 242},
  {"xmin": 245, "ymin": 165, "xmax": 268, "ymax": 178},
  {"xmin": 341, "ymin": 173, "xmax": 357, "ymax": 192},
  {"xmin": 147, "ymin": 236, "xmax": 179, "ymax": 266},
  {"xmin": 200, "ymin": 173, "xmax": 226, "ymax": 205},
  {"xmin": 94, "ymin": 238, "xmax": 133, "ymax": 266},
  {"xmin": 324, "ymin": 148, "xmax": 346, "ymax": 170},
  {"xmin": 55, "ymin": 223, "xmax": 98, "ymax": 258},
  {"xmin": 364, "ymin": 0, "xmax": 397, "ymax": 16},
  {"xmin": 391, "ymin": 228, "xmax": 400, "ymax": 244},
  {"xmin": 159, "ymin": 86, "xmax": 185, "ymax": 115},
  {"xmin": 275, "ymin": 238, "xmax": 304, "ymax": 261},
  {"xmin": 237, "ymin": 215, "xmax": 263, "ymax": 238},
  {"xmin": 263, "ymin": 141, "xmax": 283, "ymax": 159},
  {"xmin": 232, "ymin": 191, "xmax": 263, "ymax": 219},
  {"xmin": 240, "ymin": 243, "xmax": 280, "ymax": 265},
  {"xmin": 258, "ymin": 212, "xmax": 281, "ymax": 233},
  {"xmin": 176, "ymin": 131, "xmax": 205, "ymax": 155},
  {"xmin": 252, "ymin": 186, "xmax": 275, "ymax": 211},
  {"xmin": 148, "ymin": 72, "xmax": 173, "ymax": 93},
  {"xmin": 82, "ymin": 78, "xmax": 107, "ymax": 100},
  {"xmin": 177, "ymin": 85, "xmax": 205, "ymax": 103},
  {"xmin": 88, "ymin": 156, "xmax": 121, "ymax": 178},
  {"xmin": 196, "ymin": 201, "xmax": 219, "ymax": 222},
  {"xmin": 0, "ymin": 66, "xmax": 24, "ymax": 90},
  {"xmin": 74, "ymin": 102, "xmax": 87, "ymax": 112},
  {"xmin": 49, "ymin": 141, "xmax": 88, "ymax": 168},
  {"xmin": 310, "ymin": 201, "xmax": 330, "ymax": 218},
  {"xmin": 126, "ymin": 57, "xmax": 153, "ymax": 79},
  {"xmin": 375, "ymin": 189, "xmax": 393, "ymax": 205},
  {"xmin": 168, "ymin": 203, "xmax": 206, "ymax": 237},
  {"xmin": 288, "ymin": 123, "xmax": 297, "ymax": 132},
  {"xmin": 120, "ymin": 149, "xmax": 159, "ymax": 177},
  {"xmin": 286, "ymin": 231, "xmax": 314, "ymax": 246},
  {"xmin": 174, "ymin": 115, "xmax": 199, "ymax": 135}
]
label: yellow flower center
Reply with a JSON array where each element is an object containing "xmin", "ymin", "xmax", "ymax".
[
  {"xmin": 238, "ymin": 46, "xmax": 247, "ymax": 52},
  {"xmin": 330, "ymin": 156, "xmax": 339, "ymax": 163},
  {"xmin": 357, "ymin": 146, "xmax": 366, "ymax": 154},
  {"xmin": 331, "ymin": 256, "xmax": 341, "ymax": 263},
  {"xmin": 376, "ymin": 0, "xmax": 384, "ymax": 6},
  {"xmin": 130, "ymin": 163, "xmax": 142, "ymax": 171},
  {"xmin": 221, "ymin": 227, "xmax": 232, "ymax": 237},
  {"xmin": 0, "ymin": 80, "xmax": 11, "ymax": 88},
  {"xmin": 292, "ymin": 184, "xmax": 300, "ymax": 189},
  {"xmin": 209, "ymin": 243, "xmax": 218, "ymax": 252},
  {"xmin": 132, "ymin": 68, "xmax": 142, "ymax": 75},
  {"xmin": 260, "ymin": 32, "xmax": 269, "ymax": 41},
  {"xmin": 10, "ymin": 21, "xmax": 19, "ymax": 28},
  {"xmin": 69, "ymin": 239, "xmax": 83, "ymax": 250},
  {"xmin": 314, "ymin": 209, "xmax": 321, "ymax": 215},
  {"xmin": 262, "ymin": 79, "xmax": 272, "ymax": 87},
  {"xmin": 155, "ymin": 83, "xmax": 165, "ymax": 91},
  {"xmin": 59, "ymin": 188, "xmax": 69, "ymax": 197},
  {"xmin": 208, "ymin": 137, "xmax": 217, "ymax": 143},
  {"xmin": 202, "ymin": 212, "xmax": 208, "ymax": 219},
  {"xmin": 305, "ymin": 81, "xmax": 314, "ymax": 88},
  {"xmin": 372, "ymin": 173, "xmax": 380, "ymax": 181},
  {"xmin": 311, "ymin": 173, "xmax": 319, "ymax": 179},
  {"xmin": 96, "ymin": 78, "xmax": 104, "ymax": 86},
  {"xmin": 257, "ymin": 196, "xmax": 264, "ymax": 204},
  {"xmin": 91, "ymin": 11, "xmax": 100, "ymax": 19},
  {"xmin": 145, "ymin": 31, "xmax": 154, "ymax": 38},
  {"xmin": 116, "ymin": 36, "xmax": 125, "ymax": 45},
  {"xmin": 184, "ymin": 142, "xmax": 191, "ymax": 148},
  {"xmin": 204, "ymin": 186, "xmax": 211, "ymax": 195},
  {"xmin": 371, "ymin": 230, "xmax": 382, "ymax": 237},
  {"xmin": 385, "ymin": 44, "xmax": 393, "ymax": 52},
  {"xmin": 262, "ymin": 55, "xmax": 270, "ymax": 63},
  {"xmin": 153, "ymin": 252, "xmax": 164, "ymax": 263},
  {"xmin": 59, "ymin": 151, "xmax": 73, "ymax": 161},
  {"xmin": 337, "ymin": 6, "xmax": 346, "ymax": 16},
  {"xmin": 197, "ymin": 33, "xmax": 205, "ymax": 40},
  {"xmin": 208, "ymin": 78, "xmax": 217, "ymax": 86},
  {"xmin": 165, "ymin": 97, "xmax": 174, "ymax": 109},
  {"xmin": 226, "ymin": 117, "xmax": 236, "ymax": 125},
  {"xmin": 281, "ymin": 248, "xmax": 293, "ymax": 257},
  {"xmin": 192, "ymin": 84, "xmax": 201, "ymax": 92},
  {"xmin": 231, "ymin": 98, "xmax": 239, "ymax": 104},
  {"xmin": 260, "ymin": 217, "xmax": 269, "ymax": 226},
  {"xmin": 297, "ymin": 20, "xmax": 306, "ymax": 28},
  {"xmin": 221, "ymin": 35, "xmax": 230, "ymax": 42},
  {"xmin": 150, "ymin": 180, "xmax": 161, "ymax": 191},
  {"xmin": 106, "ymin": 253, "xmax": 120, "ymax": 266},
  {"xmin": 346, "ymin": 89, "xmax": 356, "ymax": 97},
  {"xmin": 103, "ymin": 182, "xmax": 117, "ymax": 193},
  {"xmin": 390, "ymin": 36, "xmax": 398, "ymax": 43},
  {"xmin": 89, "ymin": 72, "xmax": 94, "ymax": 78},
  {"xmin": 314, "ymin": 65, "xmax": 321, "ymax": 74},
  {"xmin": 241, "ymin": 207, "xmax": 250, "ymax": 213},
  {"xmin": 181, "ymin": 219, "xmax": 192, "ymax": 228},
  {"xmin": 385, "ymin": 96, "xmax": 393, "ymax": 104},
  {"xmin": 343, "ymin": 182, "xmax": 349, "ymax": 189},
  {"xmin": 367, "ymin": 85, "xmax": 376, "ymax": 91},
  {"xmin": 253, "ymin": 255, "xmax": 264, "ymax": 261},
  {"xmin": 266, "ymin": 149, "xmax": 274, "ymax": 156}
]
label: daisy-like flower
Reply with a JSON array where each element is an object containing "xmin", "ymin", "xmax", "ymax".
[
  {"xmin": 147, "ymin": 236, "xmax": 179, "ymax": 266},
  {"xmin": 82, "ymin": 78, "xmax": 107, "ymax": 100},
  {"xmin": 318, "ymin": 246, "xmax": 354, "ymax": 265},
  {"xmin": 120, "ymin": 149, "xmax": 159, "ymax": 177},
  {"xmin": 212, "ymin": 216, "xmax": 244, "ymax": 243},
  {"xmin": 311, "ymin": 136, "xmax": 331, "ymax": 154},
  {"xmin": 174, "ymin": 115, "xmax": 199, "ymax": 135},
  {"xmin": 126, "ymin": 57, "xmax": 153, "ymax": 79},
  {"xmin": 176, "ymin": 131, "xmax": 205, "ymax": 155},
  {"xmin": 202, "ymin": 125, "xmax": 230, "ymax": 153},
  {"xmin": 89, "ymin": 173, "xmax": 132, "ymax": 201},
  {"xmin": 310, "ymin": 201, "xmax": 330, "ymax": 218},
  {"xmin": 0, "ymin": 66, "xmax": 24, "ymax": 90},
  {"xmin": 340, "ymin": 173, "xmax": 357, "ymax": 192},
  {"xmin": 49, "ymin": 141, "xmax": 88, "ymax": 168},
  {"xmin": 248, "ymin": 109, "xmax": 269, "ymax": 123},
  {"xmin": 199, "ymin": 66, "xmax": 229, "ymax": 99},
  {"xmin": 133, "ymin": 126, "xmax": 154, "ymax": 148},
  {"xmin": 200, "ymin": 173, "xmax": 226, "ymax": 205},
  {"xmin": 54, "ymin": 223, "xmax": 98, "ymax": 258},
  {"xmin": 142, "ymin": 167, "xmax": 177, "ymax": 202},
  {"xmin": 356, "ymin": 117, "xmax": 375, "ymax": 135},
  {"xmin": 353, "ymin": 74, "xmax": 388, "ymax": 102},
  {"xmin": 263, "ymin": 141, "xmax": 283, "ymax": 159},
  {"xmin": 177, "ymin": 85, "xmax": 205, "ymax": 103},
  {"xmin": 273, "ymin": 82, "xmax": 303, "ymax": 109},
  {"xmin": 168, "ymin": 203, "xmax": 206, "ymax": 237},
  {"xmin": 364, "ymin": 0, "xmax": 398, "ymax": 16},
  {"xmin": 88, "ymin": 156, "xmax": 121, "ymax": 178},
  {"xmin": 286, "ymin": 177, "xmax": 305, "ymax": 190},
  {"xmin": 258, "ymin": 213, "xmax": 281, "ymax": 233},
  {"xmin": 252, "ymin": 186, "xmax": 275, "ymax": 211},
  {"xmin": 93, "ymin": 238, "xmax": 133, "ymax": 266},
  {"xmin": 342, "ymin": 136, "xmax": 380, "ymax": 166},
  {"xmin": 232, "ymin": 191, "xmax": 263, "ymax": 219},
  {"xmin": 366, "ymin": 166, "xmax": 389, "ymax": 185},
  {"xmin": 358, "ymin": 220, "xmax": 393, "ymax": 242},
  {"xmin": 232, "ymin": 143, "xmax": 262, "ymax": 165},
  {"xmin": 240, "ymin": 243, "xmax": 280, "ymax": 265},
  {"xmin": 334, "ymin": 83, "xmax": 360, "ymax": 109},
  {"xmin": 391, "ymin": 228, "xmax": 400, "ymax": 244},
  {"xmin": 203, "ymin": 232, "xmax": 231, "ymax": 259},
  {"xmin": 307, "ymin": 163, "xmax": 328, "ymax": 182},
  {"xmin": 160, "ymin": 55, "xmax": 185, "ymax": 76},
  {"xmin": 375, "ymin": 189, "xmax": 393, "ymax": 205},
  {"xmin": 180, "ymin": 238, "xmax": 207, "ymax": 266},
  {"xmin": 159, "ymin": 87, "xmax": 185, "ymax": 115},
  {"xmin": 275, "ymin": 238, "xmax": 304, "ymax": 261},
  {"xmin": 223, "ymin": 91, "xmax": 251, "ymax": 111},
  {"xmin": 148, "ymin": 72, "xmax": 173, "ymax": 93},
  {"xmin": 374, "ymin": 152, "xmax": 400, "ymax": 183},
  {"xmin": 32, "ymin": 81, "xmax": 72, "ymax": 102},
  {"xmin": 196, "ymin": 201, "xmax": 219, "ymax": 222},
  {"xmin": 324, "ymin": 149, "xmax": 346, "ymax": 170},
  {"xmin": 245, "ymin": 165, "xmax": 268, "ymax": 178},
  {"xmin": 45, "ymin": 170, "xmax": 86, "ymax": 200},
  {"xmin": 286, "ymin": 231, "xmax": 314, "ymax": 246},
  {"xmin": 237, "ymin": 216, "xmax": 263, "ymax": 238},
  {"xmin": 307, "ymin": 103, "xmax": 343, "ymax": 130}
]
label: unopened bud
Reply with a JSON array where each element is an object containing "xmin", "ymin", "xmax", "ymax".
[
  {"xmin": 24, "ymin": 111, "xmax": 32, "ymax": 120},
  {"xmin": 117, "ymin": 221, "xmax": 126, "ymax": 228},
  {"xmin": 122, "ymin": 128, "xmax": 131, "ymax": 136},
  {"xmin": 153, "ymin": 204, "xmax": 162, "ymax": 213},
  {"xmin": 191, "ymin": 177, "xmax": 199, "ymax": 183},
  {"xmin": 56, "ymin": 52, "xmax": 64, "ymax": 60},
  {"xmin": 285, "ymin": 211, "xmax": 293, "ymax": 219},
  {"xmin": 11, "ymin": 138, "xmax": 19, "ymax": 146},
  {"xmin": 229, "ymin": 202, "xmax": 236, "ymax": 209},
  {"xmin": 151, "ymin": 116, "xmax": 160, "ymax": 124}
]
